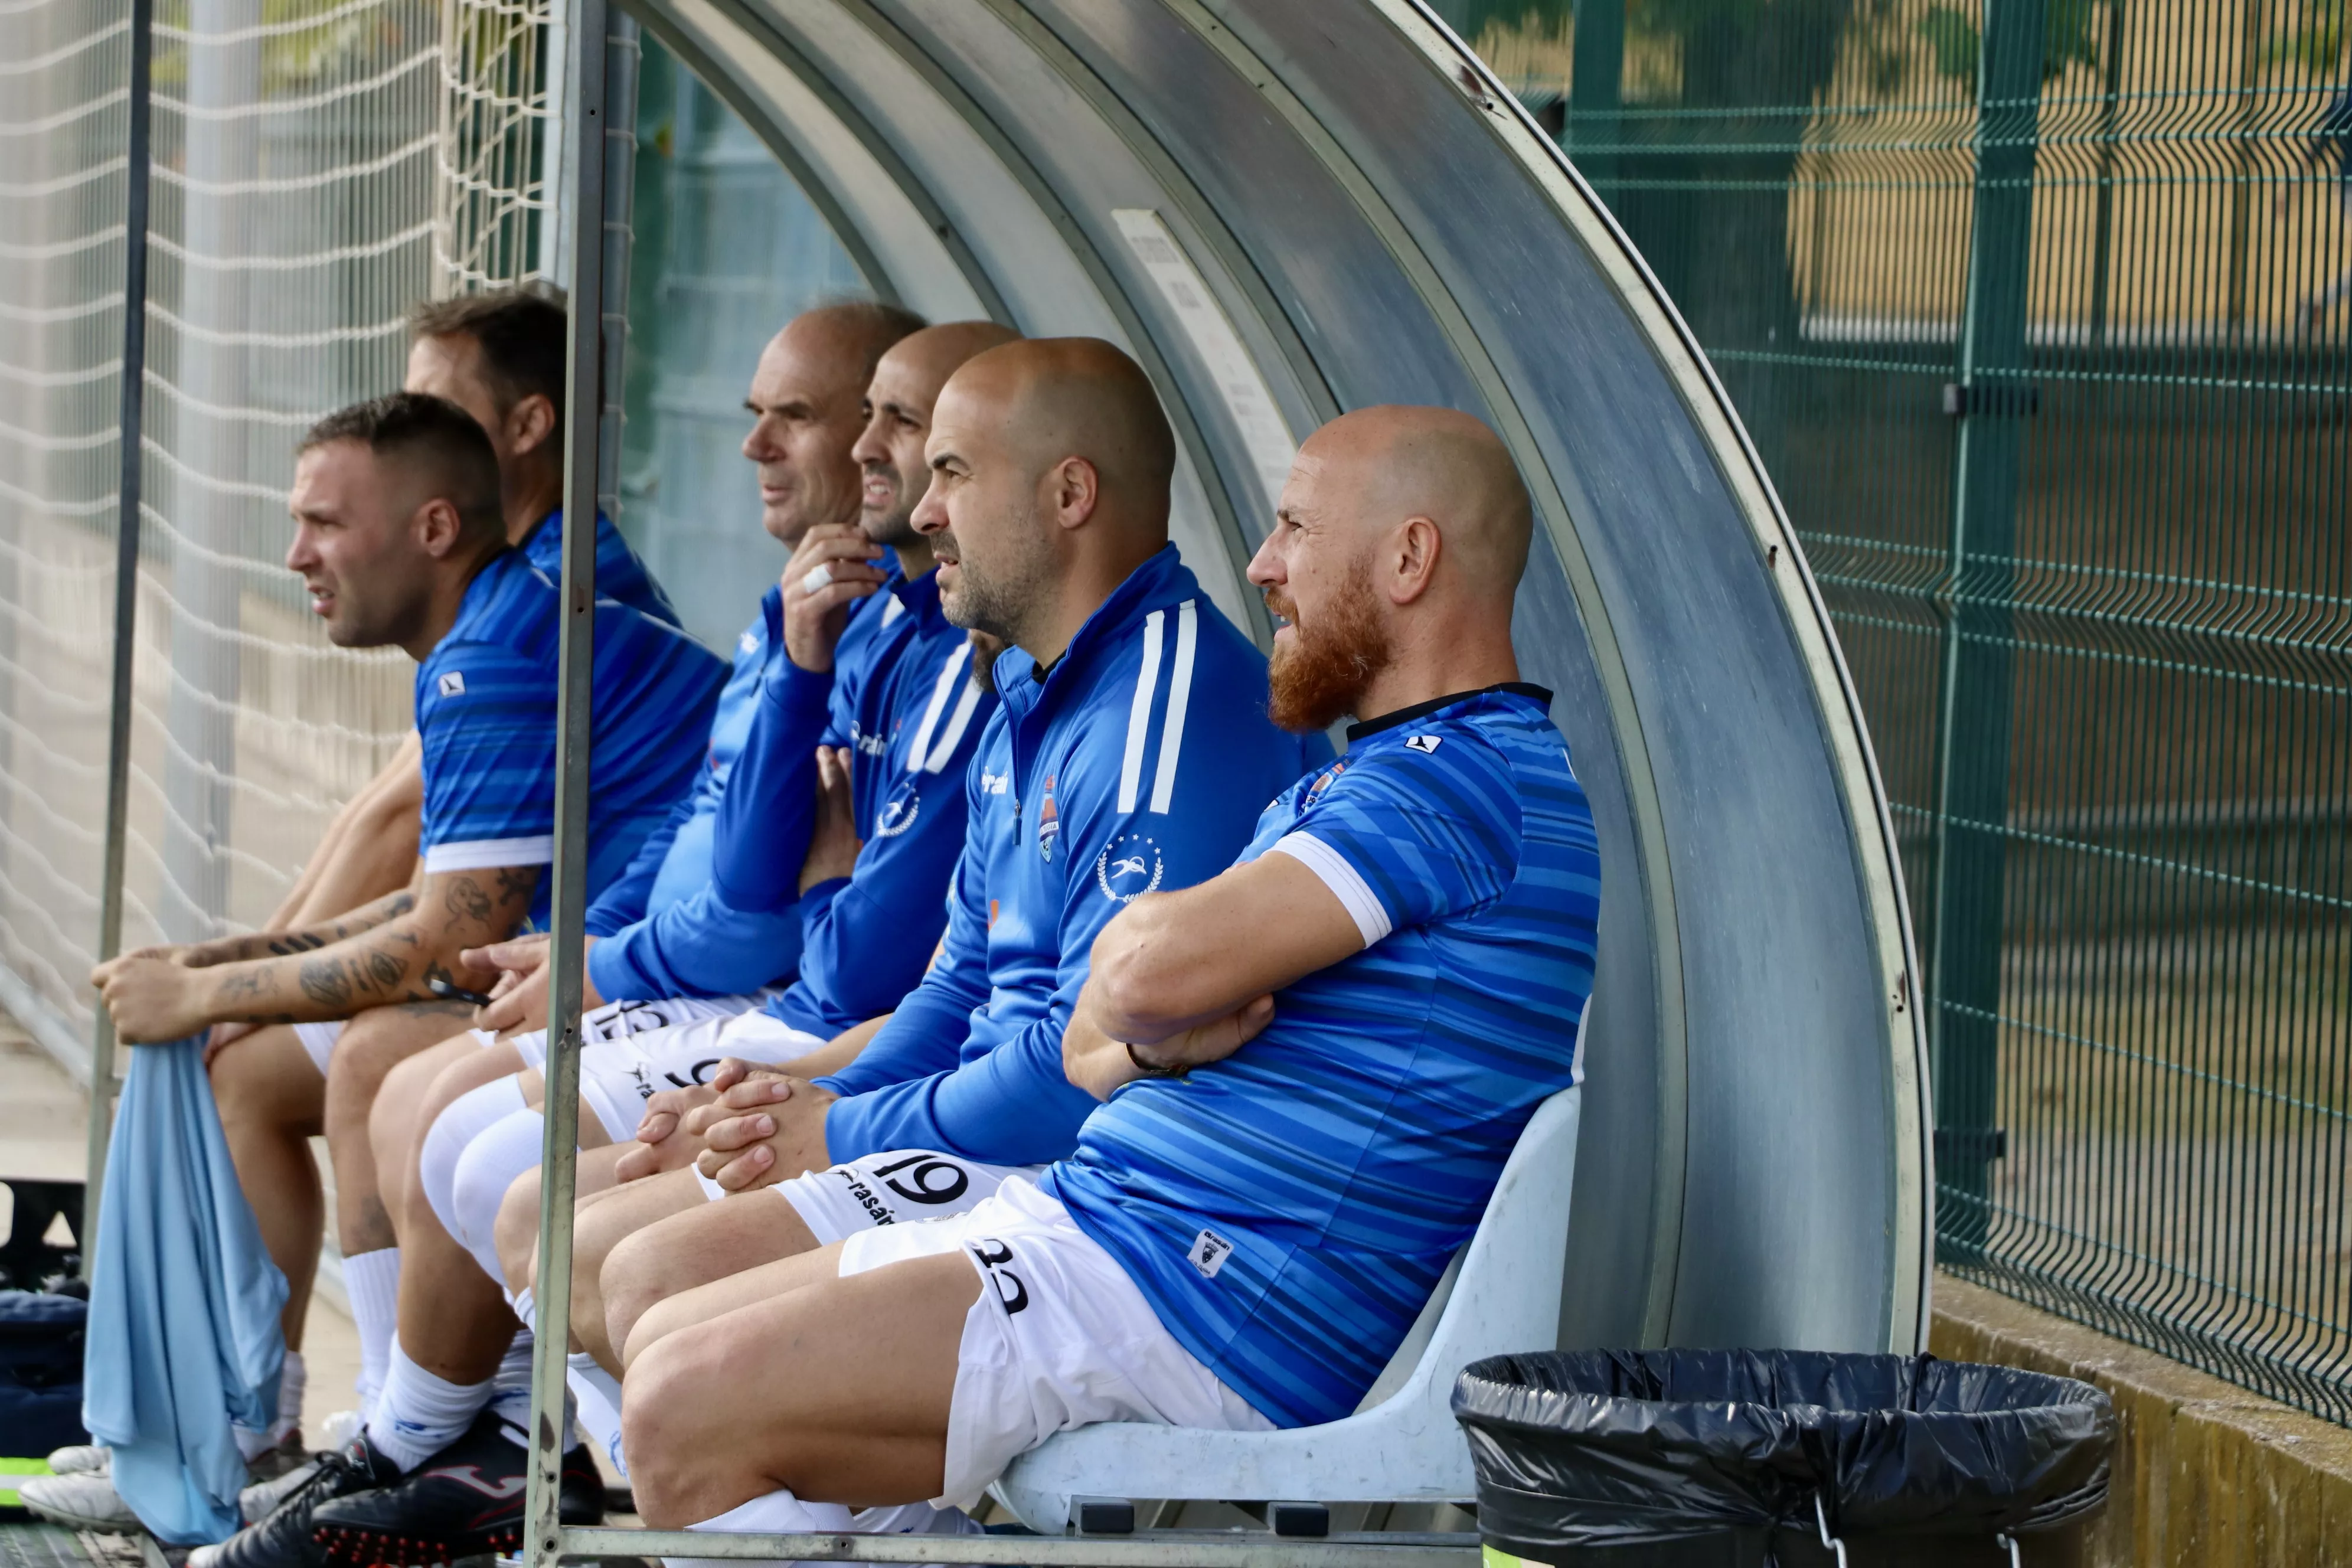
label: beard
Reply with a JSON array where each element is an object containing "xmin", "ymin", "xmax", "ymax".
[
  {"xmin": 937, "ymin": 513, "xmax": 1054, "ymax": 645},
  {"xmin": 863, "ymin": 463, "xmax": 920, "ymax": 548},
  {"xmin": 1265, "ymin": 564, "xmax": 1390, "ymax": 733}
]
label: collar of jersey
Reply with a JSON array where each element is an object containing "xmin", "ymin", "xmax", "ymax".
[
  {"xmin": 447, "ymin": 544, "xmax": 528, "ymax": 641},
  {"xmin": 886, "ymin": 560, "xmax": 939, "ymax": 623},
  {"xmin": 1345, "ymin": 681, "xmax": 1553, "ymax": 742},
  {"xmin": 993, "ymin": 543, "xmax": 1193, "ymax": 717}
]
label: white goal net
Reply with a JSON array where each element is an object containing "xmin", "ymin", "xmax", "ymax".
[{"xmin": 0, "ymin": 0, "xmax": 555, "ymax": 1071}]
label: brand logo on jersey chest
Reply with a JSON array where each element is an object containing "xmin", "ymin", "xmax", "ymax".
[
  {"xmin": 437, "ymin": 671, "xmax": 466, "ymax": 697},
  {"xmin": 1404, "ymin": 734, "xmax": 1443, "ymax": 754}
]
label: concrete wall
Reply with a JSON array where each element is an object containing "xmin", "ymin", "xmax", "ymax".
[{"xmin": 1931, "ymin": 1273, "xmax": 2352, "ymax": 1567}]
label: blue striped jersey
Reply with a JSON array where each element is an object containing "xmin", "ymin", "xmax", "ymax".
[
  {"xmin": 413, "ymin": 547, "xmax": 727, "ymax": 928},
  {"xmin": 818, "ymin": 545, "xmax": 1331, "ymax": 1165},
  {"xmin": 1043, "ymin": 684, "xmax": 1601, "ymax": 1427},
  {"xmin": 521, "ymin": 507, "xmax": 680, "ymax": 628}
]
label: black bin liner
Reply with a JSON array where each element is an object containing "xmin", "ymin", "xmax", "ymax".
[{"xmin": 1453, "ymin": 1350, "xmax": 2113, "ymax": 1559}]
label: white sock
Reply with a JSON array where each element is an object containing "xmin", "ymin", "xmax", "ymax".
[
  {"xmin": 485, "ymin": 1329, "xmax": 538, "ymax": 1431},
  {"xmin": 367, "ymin": 1340, "xmax": 492, "ymax": 1472},
  {"xmin": 276, "ymin": 1350, "xmax": 306, "ymax": 1442},
  {"xmin": 665, "ymin": 1489, "xmax": 855, "ymax": 1568},
  {"xmin": 342, "ymin": 1248, "xmax": 401, "ymax": 1416},
  {"xmin": 230, "ymin": 1351, "xmax": 306, "ymax": 1461},
  {"xmin": 567, "ymin": 1351, "xmax": 628, "ymax": 1479}
]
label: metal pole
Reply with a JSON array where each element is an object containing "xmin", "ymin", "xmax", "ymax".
[
  {"xmin": 82, "ymin": 0, "xmax": 157, "ymax": 1276},
  {"xmin": 524, "ymin": 0, "xmax": 606, "ymax": 1554},
  {"xmin": 1928, "ymin": 0, "xmax": 2046, "ymax": 1263}
]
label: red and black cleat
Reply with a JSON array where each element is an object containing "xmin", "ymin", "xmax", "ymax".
[
  {"xmin": 307, "ymin": 1413, "xmax": 603, "ymax": 1567},
  {"xmin": 213, "ymin": 1433, "xmax": 404, "ymax": 1568}
]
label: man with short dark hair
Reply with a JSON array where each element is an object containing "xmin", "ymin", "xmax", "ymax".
[{"xmin": 89, "ymin": 391, "xmax": 727, "ymax": 1568}]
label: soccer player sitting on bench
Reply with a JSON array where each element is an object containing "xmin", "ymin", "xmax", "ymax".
[
  {"xmin": 87, "ymin": 394, "xmax": 727, "ymax": 1566},
  {"xmin": 616, "ymin": 404, "xmax": 1602, "ymax": 1543}
]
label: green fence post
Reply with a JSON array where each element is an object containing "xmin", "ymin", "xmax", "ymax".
[
  {"xmin": 1567, "ymin": 0, "xmax": 1622, "ymax": 188},
  {"xmin": 1930, "ymin": 0, "xmax": 2046, "ymax": 1262}
]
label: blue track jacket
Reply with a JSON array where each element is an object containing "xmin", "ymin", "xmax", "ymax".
[
  {"xmin": 730, "ymin": 567, "xmax": 997, "ymax": 1039},
  {"xmin": 819, "ymin": 545, "xmax": 1331, "ymax": 1165},
  {"xmin": 582, "ymin": 592, "xmax": 806, "ymax": 1002}
]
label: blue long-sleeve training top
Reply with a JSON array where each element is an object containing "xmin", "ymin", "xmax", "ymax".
[
  {"xmin": 747, "ymin": 567, "xmax": 997, "ymax": 1039},
  {"xmin": 581, "ymin": 588, "xmax": 805, "ymax": 1001},
  {"xmin": 818, "ymin": 544, "xmax": 1332, "ymax": 1166}
]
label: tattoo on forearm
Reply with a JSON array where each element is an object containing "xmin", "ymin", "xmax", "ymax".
[
  {"xmin": 364, "ymin": 946, "xmax": 404, "ymax": 991},
  {"xmin": 298, "ymin": 957, "xmax": 354, "ymax": 1011},
  {"xmin": 495, "ymin": 866, "xmax": 537, "ymax": 903},
  {"xmin": 445, "ymin": 876, "xmax": 493, "ymax": 927},
  {"xmin": 215, "ymin": 970, "xmax": 264, "ymax": 1004},
  {"xmin": 265, "ymin": 933, "xmax": 326, "ymax": 956}
]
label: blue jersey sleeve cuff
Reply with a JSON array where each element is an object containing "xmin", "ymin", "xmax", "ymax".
[{"xmin": 1269, "ymin": 831, "xmax": 1390, "ymax": 945}]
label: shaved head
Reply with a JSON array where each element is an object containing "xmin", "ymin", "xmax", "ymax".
[
  {"xmin": 912, "ymin": 338, "xmax": 1177, "ymax": 657},
  {"xmin": 1250, "ymin": 404, "xmax": 1532, "ymax": 731},
  {"xmin": 744, "ymin": 300, "xmax": 925, "ymax": 544},
  {"xmin": 946, "ymin": 337, "xmax": 1177, "ymax": 524},
  {"xmin": 853, "ymin": 321, "xmax": 1021, "ymax": 547},
  {"xmin": 1299, "ymin": 405, "xmax": 1533, "ymax": 590}
]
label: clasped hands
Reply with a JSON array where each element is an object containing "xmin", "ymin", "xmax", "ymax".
[{"xmin": 612, "ymin": 1056, "xmax": 837, "ymax": 1193}]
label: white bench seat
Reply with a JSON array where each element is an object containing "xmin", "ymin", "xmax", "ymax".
[{"xmin": 995, "ymin": 1085, "xmax": 1582, "ymax": 1532}]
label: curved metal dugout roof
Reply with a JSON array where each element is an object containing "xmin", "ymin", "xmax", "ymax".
[{"xmin": 629, "ymin": 0, "xmax": 1934, "ymax": 1354}]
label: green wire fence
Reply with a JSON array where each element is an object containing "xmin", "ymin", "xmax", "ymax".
[{"xmin": 1448, "ymin": 0, "xmax": 2351, "ymax": 1425}]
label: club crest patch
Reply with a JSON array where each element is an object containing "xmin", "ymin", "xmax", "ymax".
[
  {"xmin": 1302, "ymin": 759, "xmax": 1348, "ymax": 809},
  {"xmin": 876, "ymin": 780, "xmax": 920, "ymax": 838},
  {"xmin": 1096, "ymin": 833, "xmax": 1165, "ymax": 903},
  {"xmin": 1037, "ymin": 775, "xmax": 1060, "ymax": 863}
]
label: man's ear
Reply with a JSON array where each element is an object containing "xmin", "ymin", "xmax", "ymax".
[
  {"xmin": 1046, "ymin": 456, "xmax": 1103, "ymax": 532},
  {"xmin": 1386, "ymin": 515, "xmax": 1442, "ymax": 605},
  {"xmin": 415, "ymin": 496, "xmax": 468, "ymax": 560},
  {"xmin": 507, "ymin": 393, "xmax": 556, "ymax": 459}
]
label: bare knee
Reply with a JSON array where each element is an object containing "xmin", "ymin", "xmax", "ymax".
[
  {"xmin": 210, "ymin": 1027, "xmax": 321, "ymax": 1136},
  {"xmin": 622, "ymin": 1334, "xmax": 740, "ymax": 1528},
  {"xmin": 599, "ymin": 1227, "xmax": 674, "ymax": 1361},
  {"xmin": 495, "ymin": 1166, "xmax": 542, "ymax": 1294}
]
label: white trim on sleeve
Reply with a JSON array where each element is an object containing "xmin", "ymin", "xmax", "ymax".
[
  {"xmin": 422, "ymin": 834, "xmax": 555, "ymax": 873},
  {"xmin": 1269, "ymin": 831, "xmax": 1391, "ymax": 947}
]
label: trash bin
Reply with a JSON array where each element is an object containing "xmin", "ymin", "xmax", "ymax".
[{"xmin": 1454, "ymin": 1350, "xmax": 2113, "ymax": 1566}]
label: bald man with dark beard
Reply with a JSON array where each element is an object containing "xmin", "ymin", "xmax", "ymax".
[{"xmin": 613, "ymin": 403, "xmax": 1602, "ymax": 1550}]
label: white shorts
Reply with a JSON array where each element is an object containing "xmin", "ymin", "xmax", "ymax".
[
  {"xmin": 481, "ymin": 991, "xmax": 769, "ymax": 1070},
  {"xmin": 772, "ymin": 1149, "xmax": 1047, "ymax": 1243},
  {"xmin": 577, "ymin": 1010, "xmax": 826, "ymax": 1146},
  {"xmin": 294, "ymin": 1021, "xmax": 344, "ymax": 1076},
  {"xmin": 837, "ymin": 1177, "xmax": 1273, "ymax": 1511}
]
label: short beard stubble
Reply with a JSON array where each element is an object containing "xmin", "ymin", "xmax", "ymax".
[{"xmin": 1265, "ymin": 560, "xmax": 1391, "ymax": 733}]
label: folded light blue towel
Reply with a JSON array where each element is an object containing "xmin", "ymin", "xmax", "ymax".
[{"xmin": 82, "ymin": 1036, "xmax": 287, "ymax": 1544}]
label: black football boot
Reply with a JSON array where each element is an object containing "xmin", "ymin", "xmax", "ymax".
[
  {"xmin": 308, "ymin": 1412, "xmax": 605, "ymax": 1567},
  {"xmin": 213, "ymin": 1432, "xmax": 404, "ymax": 1568}
]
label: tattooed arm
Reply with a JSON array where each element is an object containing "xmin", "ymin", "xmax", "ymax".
[
  {"xmin": 162, "ymin": 870, "xmax": 427, "ymax": 970},
  {"xmin": 93, "ymin": 863, "xmax": 538, "ymax": 1043}
]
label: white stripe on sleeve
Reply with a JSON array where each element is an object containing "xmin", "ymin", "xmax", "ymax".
[
  {"xmin": 1269, "ymin": 831, "xmax": 1390, "ymax": 947},
  {"xmin": 925, "ymin": 676, "xmax": 986, "ymax": 773},
  {"xmin": 1118, "ymin": 609, "xmax": 1166, "ymax": 814},
  {"xmin": 1148, "ymin": 599, "xmax": 1198, "ymax": 814},
  {"xmin": 423, "ymin": 834, "xmax": 556, "ymax": 873},
  {"xmin": 904, "ymin": 642, "xmax": 968, "ymax": 770}
]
